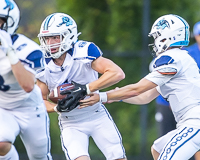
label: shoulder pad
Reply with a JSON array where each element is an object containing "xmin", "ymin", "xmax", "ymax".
[{"xmin": 153, "ymin": 55, "xmax": 174, "ymax": 68}]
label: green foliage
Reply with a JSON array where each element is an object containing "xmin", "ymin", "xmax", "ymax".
[
  {"xmin": 48, "ymin": 113, "xmax": 63, "ymax": 154},
  {"xmin": 15, "ymin": 0, "xmax": 56, "ymax": 42}
]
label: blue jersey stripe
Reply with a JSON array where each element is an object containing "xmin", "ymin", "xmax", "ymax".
[
  {"xmin": 169, "ymin": 129, "xmax": 200, "ymax": 160},
  {"xmin": 73, "ymin": 57, "xmax": 96, "ymax": 61},
  {"xmin": 58, "ymin": 119, "xmax": 71, "ymax": 159},
  {"xmin": 101, "ymin": 104, "xmax": 126, "ymax": 157},
  {"xmin": 159, "ymin": 127, "xmax": 200, "ymax": 160}
]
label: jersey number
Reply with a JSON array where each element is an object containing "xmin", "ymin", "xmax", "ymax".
[{"xmin": 0, "ymin": 75, "xmax": 10, "ymax": 91}]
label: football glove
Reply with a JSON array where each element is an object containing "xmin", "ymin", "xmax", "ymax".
[{"xmin": 56, "ymin": 81, "xmax": 88, "ymax": 112}]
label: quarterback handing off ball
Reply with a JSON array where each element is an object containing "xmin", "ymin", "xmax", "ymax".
[{"xmin": 48, "ymin": 83, "xmax": 74, "ymax": 103}]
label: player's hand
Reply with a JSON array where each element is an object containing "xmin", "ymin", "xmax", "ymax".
[
  {"xmin": 0, "ymin": 30, "xmax": 19, "ymax": 64},
  {"xmin": 79, "ymin": 93, "xmax": 100, "ymax": 108},
  {"xmin": 55, "ymin": 97, "xmax": 80, "ymax": 112},
  {"xmin": 0, "ymin": 29, "xmax": 12, "ymax": 52},
  {"xmin": 56, "ymin": 81, "xmax": 88, "ymax": 112}
]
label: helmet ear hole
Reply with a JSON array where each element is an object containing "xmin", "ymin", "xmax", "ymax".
[
  {"xmin": 0, "ymin": 18, "xmax": 6, "ymax": 23},
  {"xmin": 160, "ymin": 38, "xmax": 166, "ymax": 42}
]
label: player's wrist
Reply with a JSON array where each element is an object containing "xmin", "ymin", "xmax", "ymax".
[
  {"xmin": 99, "ymin": 92, "xmax": 107, "ymax": 103},
  {"xmin": 7, "ymin": 47, "xmax": 19, "ymax": 65},
  {"xmin": 54, "ymin": 105, "xmax": 59, "ymax": 113},
  {"xmin": 86, "ymin": 84, "xmax": 92, "ymax": 94}
]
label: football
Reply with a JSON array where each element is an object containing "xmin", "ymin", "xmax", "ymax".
[{"xmin": 48, "ymin": 83, "xmax": 74, "ymax": 104}]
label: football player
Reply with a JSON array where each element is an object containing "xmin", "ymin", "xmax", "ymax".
[
  {"xmin": 36, "ymin": 13, "xmax": 127, "ymax": 160},
  {"xmin": 80, "ymin": 14, "xmax": 200, "ymax": 160},
  {"xmin": 0, "ymin": 0, "xmax": 52, "ymax": 160}
]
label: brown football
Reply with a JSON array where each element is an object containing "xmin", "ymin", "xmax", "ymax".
[{"xmin": 48, "ymin": 83, "xmax": 74, "ymax": 104}]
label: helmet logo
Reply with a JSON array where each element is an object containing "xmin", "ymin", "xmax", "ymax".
[
  {"xmin": 4, "ymin": 0, "xmax": 14, "ymax": 10},
  {"xmin": 57, "ymin": 16, "xmax": 73, "ymax": 27},
  {"xmin": 155, "ymin": 19, "xmax": 170, "ymax": 30}
]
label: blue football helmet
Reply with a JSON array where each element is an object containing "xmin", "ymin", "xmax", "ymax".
[
  {"xmin": 38, "ymin": 13, "xmax": 81, "ymax": 59},
  {"xmin": 0, "ymin": 0, "xmax": 20, "ymax": 34},
  {"xmin": 148, "ymin": 14, "xmax": 190, "ymax": 56}
]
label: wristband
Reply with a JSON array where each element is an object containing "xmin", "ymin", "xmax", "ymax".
[
  {"xmin": 54, "ymin": 105, "xmax": 59, "ymax": 112},
  {"xmin": 119, "ymin": 100, "xmax": 123, "ymax": 102},
  {"xmin": 99, "ymin": 92, "xmax": 107, "ymax": 103},
  {"xmin": 7, "ymin": 47, "xmax": 19, "ymax": 65},
  {"xmin": 86, "ymin": 84, "xmax": 92, "ymax": 94}
]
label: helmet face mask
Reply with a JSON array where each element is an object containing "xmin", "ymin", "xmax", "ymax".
[
  {"xmin": 0, "ymin": 0, "xmax": 20, "ymax": 34},
  {"xmin": 40, "ymin": 34, "xmax": 65, "ymax": 59},
  {"xmin": 38, "ymin": 13, "xmax": 81, "ymax": 59},
  {"xmin": 148, "ymin": 14, "xmax": 190, "ymax": 56}
]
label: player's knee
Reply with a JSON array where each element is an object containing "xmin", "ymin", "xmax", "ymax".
[{"xmin": 0, "ymin": 142, "xmax": 12, "ymax": 156}]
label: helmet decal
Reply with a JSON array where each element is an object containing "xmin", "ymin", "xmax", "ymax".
[
  {"xmin": 155, "ymin": 19, "xmax": 170, "ymax": 30},
  {"xmin": 4, "ymin": 0, "xmax": 14, "ymax": 10},
  {"xmin": 57, "ymin": 16, "xmax": 73, "ymax": 27},
  {"xmin": 44, "ymin": 14, "xmax": 55, "ymax": 30}
]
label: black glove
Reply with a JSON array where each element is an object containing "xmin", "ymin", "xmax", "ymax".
[{"xmin": 56, "ymin": 81, "xmax": 87, "ymax": 112}]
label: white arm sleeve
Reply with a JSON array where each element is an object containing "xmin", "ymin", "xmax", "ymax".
[{"xmin": 145, "ymin": 70, "xmax": 174, "ymax": 86}]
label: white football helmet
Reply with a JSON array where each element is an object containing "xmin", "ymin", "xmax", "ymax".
[
  {"xmin": 38, "ymin": 13, "xmax": 81, "ymax": 59},
  {"xmin": 0, "ymin": 0, "xmax": 20, "ymax": 34},
  {"xmin": 148, "ymin": 14, "xmax": 190, "ymax": 56}
]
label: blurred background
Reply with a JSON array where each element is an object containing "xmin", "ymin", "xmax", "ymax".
[{"xmin": 13, "ymin": 0, "xmax": 200, "ymax": 159}]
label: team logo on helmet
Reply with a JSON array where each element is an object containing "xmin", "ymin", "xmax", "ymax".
[
  {"xmin": 57, "ymin": 16, "xmax": 73, "ymax": 27},
  {"xmin": 155, "ymin": 19, "xmax": 170, "ymax": 30},
  {"xmin": 4, "ymin": 0, "xmax": 14, "ymax": 10}
]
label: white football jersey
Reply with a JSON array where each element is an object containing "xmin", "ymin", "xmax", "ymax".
[
  {"xmin": 145, "ymin": 48, "xmax": 200, "ymax": 125},
  {"xmin": 0, "ymin": 32, "xmax": 45, "ymax": 109},
  {"xmin": 36, "ymin": 40, "xmax": 103, "ymax": 116}
]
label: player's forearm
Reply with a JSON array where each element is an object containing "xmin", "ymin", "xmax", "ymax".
[
  {"xmin": 44, "ymin": 100, "xmax": 56, "ymax": 113},
  {"xmin": 107, "ymin": 79, "xmax": 158, "ymax": 102},
  {"xmin": 12, "ymin": 61, "xmax": 35, "ymax": 92},
  {"xmin": 107, "ymin": 84, "xmax": 140, "ymax": 101},
  {"xmin": 123, "ymin": 88, "xmax": 159, "ymax": 104},
  {"xmin": 89, "ymin": 70, "xmax": 125, "ymax": 92}
]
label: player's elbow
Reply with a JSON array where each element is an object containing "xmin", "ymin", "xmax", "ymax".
[
  {"xmin": 22, "ymin": 83, "xmax": 35, "ymax": 93},
  {"xmin": 116, "ymin": 70, "xmax": 125, "ymax": 81}
]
